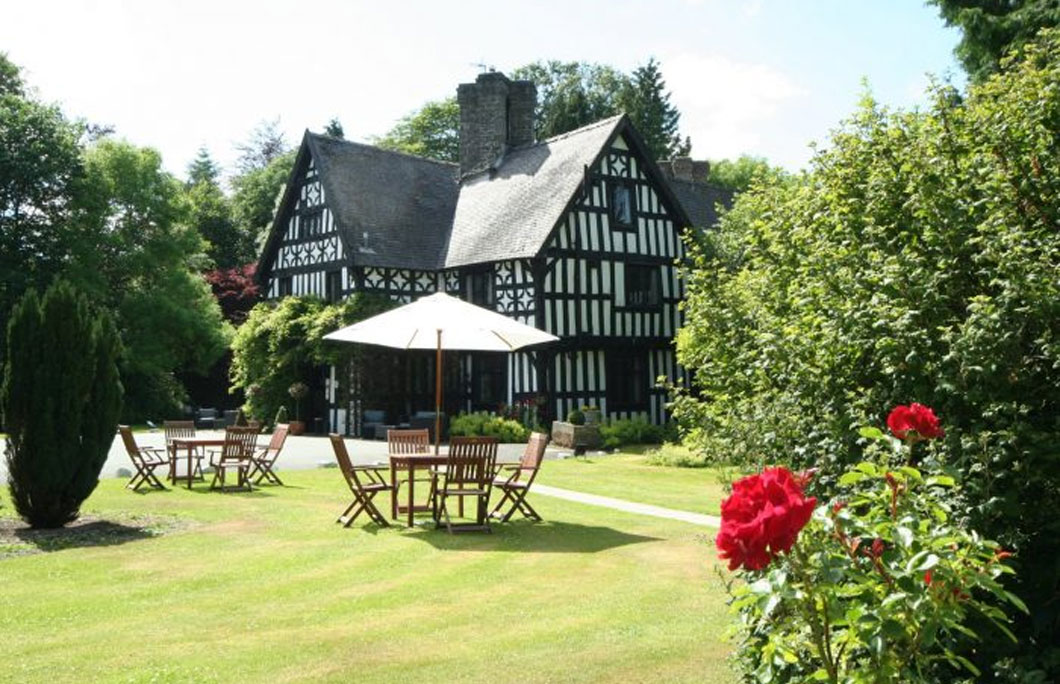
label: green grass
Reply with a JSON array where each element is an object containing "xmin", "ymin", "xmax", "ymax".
[
  {"xmin": 0, "ymin": 468, "xmax": 734, "ymax": 683},
  {"xmin": 536, "ymin": 451, "xmax": 732, "ymax": 515}
]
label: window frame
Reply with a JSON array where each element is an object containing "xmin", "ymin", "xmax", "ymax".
[
  {"xmin": 325, "ymin": 270, "xmax": 343, "ymax": 303},
  {"xmin": 606, "ymin": 348, "xmax": 649, "ymax": 412},
  {"xmin": 624, "ymin": 263, "xmax": 662, "ymax": 311},
  {"xmin": 608, "ymin": 179, "xmax": 636, "ymax": 230}
]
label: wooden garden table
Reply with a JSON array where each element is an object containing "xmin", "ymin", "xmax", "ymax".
[
  {"xmin": 170, "ymin": 438, "xmax": 225, "ymax": 489},
  {"xmin": 388, "ymin": 452, "xmax": 448, "ymax": 527}
]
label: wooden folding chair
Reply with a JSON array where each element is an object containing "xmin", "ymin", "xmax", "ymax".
[
  {"xmin": 490, "ymin": 432, "xmax": 548, "ymax": 522},
  {"xmin": 250, "ymin": 423, "xmax": 289, "ymax": 485},
  {"xmin": 164, "ymin": 420, "xmax": 203, "ymax": 482},
  {"xmin": 118, "ymin": 425, "xmax": 167, "ymax": 491},
  {"xmin": 387, "ymin": 428, "xmax": 431, "ymax": 510},
  {"xmin": 330, "ymin": 434, "xmax": 392, "ymax": 527},
  {"xmin": 209, "ymin": 426, "xmax": 258, "ymax": 492},
  {"xmin": 432, "ymin": 436, "xmax": 498, "ymax": 533}
]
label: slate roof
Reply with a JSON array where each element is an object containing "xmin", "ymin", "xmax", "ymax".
[
  {"xmin": 264, "ymin": 117, "xmax": 729, "ymax": 276},
  {"xmin": 667, "ymin": 178, "xmax": 733, "ymax": 231},
  {"xmin": 306, "ymin": 133, "xmax": 458, "ymax": 270},
  {"xmin": 444, "ymin": 114, "xmax": 624, "ymax": 268}
]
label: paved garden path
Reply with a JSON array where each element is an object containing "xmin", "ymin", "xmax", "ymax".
[{"xmin": 533, "ymin": 484, "xmax": 721, "ymax": 528}]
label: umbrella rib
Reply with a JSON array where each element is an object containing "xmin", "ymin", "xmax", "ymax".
[
  {"xmin": 491, "ymin": 330, "xmax": 516, "ymax": 350},
  {"xmin": 404, "ymin": 329, "xmax": 419, "ymax": 349}
]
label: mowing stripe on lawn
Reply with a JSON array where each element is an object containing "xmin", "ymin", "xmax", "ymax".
[{"xmin": 533, "ymin": 484, "xmax": 721, "ymax": 527}]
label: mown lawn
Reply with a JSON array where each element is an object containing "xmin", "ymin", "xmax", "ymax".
[
  {"xmin": 536, "ymin": 451, "xmax": 731, "ymax": 515},
  {"xmin": 0, "ymin": 466, "xmax": 733, "ymax": 683}
]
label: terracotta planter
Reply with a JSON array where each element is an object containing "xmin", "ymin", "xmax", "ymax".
[{"xmin": 288, "ymin": 420, "xmax": 306, "ymax": 436}]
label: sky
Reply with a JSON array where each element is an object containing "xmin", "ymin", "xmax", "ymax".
[{"xmin": 1, "ymin": 0, "xmax": 966, "ymax": 180}]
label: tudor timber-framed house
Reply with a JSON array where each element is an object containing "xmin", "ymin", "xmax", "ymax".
[{"xmin": 256, "ymin": 72, "xmax": 730, "ymax": 437}]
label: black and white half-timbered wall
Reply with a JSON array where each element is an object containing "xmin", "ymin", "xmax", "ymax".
[{"xmin": 256, "ymin": 71, "xmax": 731, "ymax": 436}]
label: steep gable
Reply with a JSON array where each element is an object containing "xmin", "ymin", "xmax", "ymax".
[
  {"xmin": 444, "ymin": 115, "xmax": 624, "ymax": 268},
  {"xmin": 308, "ymin": 134, "xmax": 459, "ymax": 270}
]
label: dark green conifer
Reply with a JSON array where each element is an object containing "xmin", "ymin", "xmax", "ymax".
[{"xmin": 2, "ymin": 281, "xmax": 123, "ymax": 528}]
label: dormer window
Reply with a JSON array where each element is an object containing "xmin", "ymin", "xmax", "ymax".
[{"xmin": 610, "ymin": 181, "xmax": 634, "ymax": 227}]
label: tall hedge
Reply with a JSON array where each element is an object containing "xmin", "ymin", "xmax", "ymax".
[
  {"xmin": 676, "ymin": 32, "xmax": 1060, "ymax": 678},
  {"xmin": 2, "ymin": 282, "xmax": 123, "ymax": 528}
]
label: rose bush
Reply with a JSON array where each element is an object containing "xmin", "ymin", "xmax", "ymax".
[
  {"xmin": 721, "ymin": 409, "xmax": 1025, "ymax": 683},
  {"xmin": 885, "ymin": 403, "xmax": 944, "ymax": 442},
  {"xmin": 716, "ymin": 467, "xmax": 816, "ymax": 571}
]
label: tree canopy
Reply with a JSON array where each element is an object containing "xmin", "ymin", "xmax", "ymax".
[
  {"xmin": 706, "ymin": 155, "xmax": 788, "ymax": 194},
  {"xmin": 373, "ymin": 97, "xmax": 460, "ymax": 162},
  {"xmin": 374, "ymin": 59, "xmax": 692, "ymax": 163},
  {"xmin": 675, "ymin": 31, "xmax": 1060, "ymax": 677},
  {"xmin": 931, "ymin": 0, "xmax": 1060, "ymax": 81}
]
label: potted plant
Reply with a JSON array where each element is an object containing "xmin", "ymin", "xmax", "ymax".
[
  {"xmin": 551, "ymin": 408, "xmax": 601, "ymax": 452},
  {"xmin": 580, "ymin": 405, "xmax": 602, "ymax": 425},
  {"xmin": 287, "ymin": 382, "xmax": 309, "ymax": 435}
]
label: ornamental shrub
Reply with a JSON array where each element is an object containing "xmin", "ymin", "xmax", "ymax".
[
  {"xmin": 720, "ymin": 421, "xmax": 1025, "ymax": 683},
  {"xmin": 449, "ymin": 411, "xmax": 530, "ymax": 443},
  {"xmin": 679, "ymin": 31, "xmax": 1060, "ymax": 674},
  {"xmin": 599, "ymin": 416, "xmax": 674, "ymax": 449},
  {"xmin": 230, "ymin": 293, "xmax": 394, "ymax": 422},
  {"xmin": 566, "ymin": 408, "xmax": 585, "ymax": 425},
  {"xmin": 1, "ymin": 282, "xmax": 123, "ymax": 528}
]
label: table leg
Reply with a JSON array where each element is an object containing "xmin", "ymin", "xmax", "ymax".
[
  {"xmin": 187, "ymin": 444, "xmax": 193, "ymax": 489},
  {"xmin": 390, "ymin": 462, "xmax": 398, "ymax": 521},
  {"xmin": 407, "ymin": 464, "xmax": 415, "ymax": 528}
]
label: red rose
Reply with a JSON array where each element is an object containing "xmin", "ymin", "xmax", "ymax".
[
  {"xmin": 715, "ymin": 467, "xmax": 817, "ymax": 572},
  {"xmin": 886, "ymin": 403, "xmax": 944, "ymax": 441}
]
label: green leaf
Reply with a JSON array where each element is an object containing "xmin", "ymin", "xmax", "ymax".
[
  {"xmin": 915, "ymin": 554, "xmax": 939, "ymax": 571},
  {"xmin": 839, "ymin": 471, "xmax": 868, "ymax": 485},
  {"xmin": 925, "ymin": 475, "xmax": 955, "ymax": 488},
  {"xmin": 1003, "ymin": 591, "xmax": 1029, "ymax": 614},
  {"xmin": 859, "ymin": 426, "xmax": 885, "ymax": 441},
  {"xmin": 895, "ymin": 526, "xmax": 914, "ymax": 548}
]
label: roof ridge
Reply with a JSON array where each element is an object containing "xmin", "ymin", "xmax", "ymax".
[
  {"xmin": 539, "ymin": 113, "xmax": 625, "ymax": 145},
  {"xmin": 306, "ymin": 131, "xmax": 459, "ymax": 168}
]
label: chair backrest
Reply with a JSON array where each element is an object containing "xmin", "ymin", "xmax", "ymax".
[
  {"xmin": 118, "ymin": 425, "xmax": 142, "ymax": 460},
  {"xmin": 517, "ymin": 431, "xmax": 549, "ymax": 475},
  {"xmin": 330, "ymin": 434, "xmax": 372, "ymax": 491},
  {"xmin": 220, "ymin": 426, "xmax": 258, "ymax": 461},
  {"xmin": 265, "ymin": 423, "xmax": 290, "ymax": 455},
  {"xmin": 388, "ymin": 428, "xmax": 429, "ymax": 455},
  {"xmin": 446, "ymin": 436, "xmax": 498, "ymax": 488},
  {"xmin": 164, "ymin": 420, "xmax": 196, "ymax": 448}
]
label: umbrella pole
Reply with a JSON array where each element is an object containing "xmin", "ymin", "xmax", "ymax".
[{"xmin": 434, "ymin": 329, "xmax": 442, "ymax": 455}]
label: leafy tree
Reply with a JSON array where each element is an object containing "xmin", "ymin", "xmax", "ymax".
[
  {"xmin": 373, "ymin": 60, "xmax": 690, "ymax": 163},
  {"xmin": 184, "ymin": 148, "xmax": 246, "ymax": 268},
  {"xmin": 707, "ymin": 155, "xmax": 789, "ymax": 194},
  {"xmin": 323, "ymin": 117, "xmax": 345, "ymax": 139},
  {"xmin": 186, "ymin": 146, "xmax": 221, "ymax": 186},
  {"xmin": 675, "ymin": 31, "xmax": 1060, "ymax": 678},
  {"xmin": 931, "ymin": 0, "xmax": 1060, "ymax": 82},
  {"xmin": 511, "ymin": 60, "xmax": 630, "ymax": 140},
  {"xmin": 68, "ymin": 140, "xmax": 230, "ymax": 420},
  {"xmin": 0, "ymin": 52, "xmax": 24, "ymax": 96},
  {"xmin": 204, "ymin": 264, "xmax": 260, "ymax": 324},
  {"xmin": 235, "ymin": 118, "xmax": 289, "ymax": 174},
  {"xmin": 0, "ymin": 66, "xmax": 83, "ymax": 344},
  {"xmin": 230, "ymin": 148, "xmax": 297, "ymax": 257},
  {"xmin": 373, "ymin": 98, "xmax": 460, "ymax": 162},
  {"xmin": 620, "ymin": 58, "xmax": 689, "ymax": 160},
  {"xmin": 230, "ymin": 294, "xmax": 394, "ymax": 422},
  {"xmin": 2, "ymin": 281, "xmax": 122, "ymax": 528}
]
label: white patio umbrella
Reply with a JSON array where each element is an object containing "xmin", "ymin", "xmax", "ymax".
[{"xmin": 323, "ymin": 292, "xmax": 558, "ymax": 452}]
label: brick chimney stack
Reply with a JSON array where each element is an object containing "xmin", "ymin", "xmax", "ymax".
[{"xmin": 457, "ymin": 72, "xmax": 537, "ymax": 177}]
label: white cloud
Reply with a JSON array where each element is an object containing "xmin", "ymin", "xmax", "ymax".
[{"xmin": 663, "ymin": 52, "xmax": 805, "ymax": 161}]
